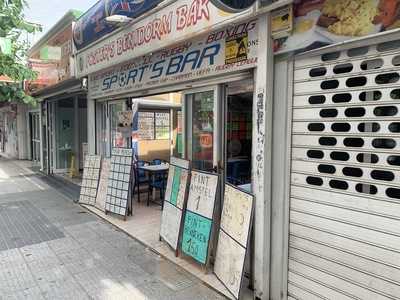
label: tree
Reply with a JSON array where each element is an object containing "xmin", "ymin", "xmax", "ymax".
[{"xmin": 0, "ymin": 0, "xmax": 41, "ymax": 105}]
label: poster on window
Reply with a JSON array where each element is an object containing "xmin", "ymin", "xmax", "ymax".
[
  {"xmin": 117, "ymin": 111, "xmax": 133, "ymax": 138},
  {"xmin": 155, "ymin": 112, "xmax": 170, "ymax": 139},
  {"xmin": 181, "ymin": 170, "xmax": 219, "ymax": 265},
  {"xmin": 138, "ymin": 112, "xmax": 154, "ymax": 140},
  {"xmin": 274, "ymin": 1, "xmax": 400, "ymax": 54}
]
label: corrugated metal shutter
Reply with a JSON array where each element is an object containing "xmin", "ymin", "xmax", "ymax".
[{"xmin": 289, "ymin": 39, "xmax": 400, "ymax": 299}]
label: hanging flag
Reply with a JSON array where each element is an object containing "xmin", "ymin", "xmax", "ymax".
[{"xmin": 131, "ymin": 99, "xmax": 139, "ymax": 161}]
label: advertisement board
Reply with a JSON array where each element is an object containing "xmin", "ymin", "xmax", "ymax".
[
  {"xmin": 274, "ymin": 0, "xmax": 400, "ymax": 54},
  {"xmin": 76, "ymin": 0, "xmax": 254, "ymax": 77},
  {"xmin": 88, "ymin": 19, "xmax": 258, "ymax": 98},
  {"xmin": 160, "ymin": 157, "xmax": 190, "ymax": 250},
  {"xmin": 181, "ymin": 170, "xmax": 219, "ymax": 265},
  {"xmin": 73, "ymin": 0, "xmax": 162, "ymax": 51}
]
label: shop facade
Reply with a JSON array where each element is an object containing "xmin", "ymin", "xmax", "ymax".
[
  {"xmin": 27, "ymin": 10, "xmax": 88, "ymax": 176},
  {"xmin": 75, "ymin": 0, "xmax": 271, "ymax": 297},
  {"xmin": 75, "ymin": 0, "xmax": 400, "ymax": 299}
]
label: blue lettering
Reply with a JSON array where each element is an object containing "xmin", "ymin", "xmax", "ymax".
[
  {"xmin": 180, "ymin": 50, "xmax": 200, "ymax": 72},
  {"xmin": 138, "ymin": 66, "xmax": 148, "ymax": 82},
  {"xmin": 126, "ymin": 69, "xmax": 138, "ymax": 85},
  {"xmin": 110, "ymin": 75, "xmax": 118, "ymax": 88},
  {"xmin": 150, "ymin": 60, "xmax": 165, "ymax": 79},
  {"xmin": 166, "ymin": 55, "xmax": 183, "ymax": 75},
  {"xmin": 197, "ymin": 44, "xmax": 220, "ymax": 68}
]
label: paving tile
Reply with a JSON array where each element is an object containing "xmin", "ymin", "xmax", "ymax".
[
  {"xmin": 47, "ymin": 237, "xmax": 81, "ymax": 254},
  {"xmin": 0, "ymin": 286, "xmax": 44, "ymax": 300},
  {"xmin": 0, "ymin": 263, "xmax": 36, "ymax": 293},
  {"xmin": 38, "ymin": 278, "xmax": 89, "ymax": 300}
]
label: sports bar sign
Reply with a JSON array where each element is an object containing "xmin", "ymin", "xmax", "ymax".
[
  {"xmin": 88, "ymin": 18, "xmax": 258, "ymax": 98},
  {"xmin": 76, "ymin": 0, "xmax": 254, "ymax": 77}
]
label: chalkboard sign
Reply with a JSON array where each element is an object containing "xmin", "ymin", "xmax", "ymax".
[
  {"xmin": 105, "ymin": 148, "xmax": 134, "ymax": 217},
  {"xmin": 181, "ymin": 170, "xmax": 219, "ymax": 265},
  {"xmin": 214, "ymin": 184, "xmax": 254, "ymax": 299},
  {"xmin": 160, "ymin": 157, "xmax": 190, "ymax": 251},
  {"xmin": 79, "ymin": 155, "xmax": 101, "ymax": 206}
]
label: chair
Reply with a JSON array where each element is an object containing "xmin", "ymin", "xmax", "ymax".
[
  {"xmin": 147, "ymin": 158, "xmax": 168, "ymax": 206},
  {"xmin": 147, "ymin": 170, "xmax": 167, "ymax": 207},
  {"xmin": 135, "ymin": 160, "xmax": 149, "ymax": 203}
]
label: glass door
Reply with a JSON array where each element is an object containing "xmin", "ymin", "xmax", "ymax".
[{"xmin": 184, "ymin": 86, "xmax": 222, "ymax": 172}]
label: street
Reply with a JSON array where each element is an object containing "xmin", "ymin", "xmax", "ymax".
[{"xmin": 0, "ymin": 157, "xmax": 226, "ymax": 300}]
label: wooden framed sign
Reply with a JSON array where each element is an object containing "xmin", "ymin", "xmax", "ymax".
[
  {"xmin": 214, "ymin": 183, "xmax": 254, "ymax": 299},
  {"xmin": 79, "ymin": 155, "xmax": 101, "ymax": 206},
  {"xmin": 160, "ymin": 157, "xmax": 190, "ymax": 251},
  {"xmin": 181, "ymin": 170, "xmax": 219, "ymax": 265}
]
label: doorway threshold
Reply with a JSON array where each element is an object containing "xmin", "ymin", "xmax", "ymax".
[{"xmin": 81, "ymin": 201, "xmax": 254, "ymax": 300}]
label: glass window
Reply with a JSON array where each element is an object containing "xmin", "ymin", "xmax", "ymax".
[
  {"xmin": 110, "ymin": 102, "xmax": 126, "ymax": 148},
  {"xmin": 55, "ymin": 98, "xmax": 75, "ymax": 170},
  {"xmin": 191, "ymin": 91, "xmax": 214, "ymax": 171}
]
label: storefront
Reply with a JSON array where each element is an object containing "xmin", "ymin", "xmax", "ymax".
[
  {"xmin": 74, "ymin": 0, "xmax": 273, "ymax": 297},
  {"xmin": 32, "ymin": 80, "xmax": 88, "ymax": 175}
]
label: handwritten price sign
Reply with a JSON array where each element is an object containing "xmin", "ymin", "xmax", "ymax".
[{"xmin": 181, "ymin": 211, "xmax": 212, "ymax": 264}]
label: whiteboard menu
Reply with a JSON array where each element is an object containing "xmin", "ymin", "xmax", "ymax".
[
  {"xmin": 214, "ymin": 184, "xmax": 254, "ymax": 299},
  {"xmin": 79, "ymin": 155, "xmax": 101, "ymax": 206},
  {"xmin": 181, "ymin": 171, "xmax": 219, "ymax": 265},
  {"xmin": 105, "ymin": 148, "xmax": 134, "ymax": 217},
  {"xmin": 160, "ymin": 157, "xmax": 190, "ymax": 250},
  {"xmin": 95, "ymin": 158, "xmax": 111, "ymax": 211}
]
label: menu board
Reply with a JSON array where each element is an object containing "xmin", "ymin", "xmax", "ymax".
[
  {"xmin": 160, "ymin": 157, "xmax": 190, "ymax": 250},
  {"xmin": 105, "ymin": 148, "xmax": 134, "ymax": 217},
  {"xmin": 79, "ymin": 155, "xmax": 101, "ymax": 206},
  {"xmin": 138, "ymin": 112, "xmax": 154, "ymax": 140},
  {"xmin": 95, "ymin": 158, "xmax": 110, "ymax": 211},
  {"xmin": 214, "ymin": 184, "xmax": 254, "ymax": 299},
  {"xmin": 181, "ymin": 170, "xmax": 219, "ymax": 265}
]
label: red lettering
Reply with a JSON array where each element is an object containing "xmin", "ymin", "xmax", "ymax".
[
  {"xmin": 198, "ymin": 0, "xmax": 210, "ymax": 21},
  {"xmin": 176, "ymin": 5, "xmax": 188, "ymax": 30},
  {"xmin": 187, "ymin": 1, "xmax": 198, "ymax": 26}
]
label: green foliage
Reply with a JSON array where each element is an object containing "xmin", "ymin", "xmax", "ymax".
[{"xmin": 0, "ymin": 0, "xmax": 41, "ymax": 104}]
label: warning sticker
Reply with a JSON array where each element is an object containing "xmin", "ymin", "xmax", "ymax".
[{"xmin": 225, "ymin": 33, "xmax": 248, "ymax": 65}]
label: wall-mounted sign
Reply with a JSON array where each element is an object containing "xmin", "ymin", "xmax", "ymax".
[
  {"xmin": 181, "ymin": 170, "xmax": 219, "ymax": 265},
  {"xmin": 214, "ymin": 184, "xmax": 254, "ymax": 299},
  {"xmin": 76, "ymin": 0, "xmax": 254, "ymax": 77},
  {"xmin": 73, "ymin": 0, "xmax": 162, "ymax": 51},
  {"xmin": 274, "ymin": 0, "xmax": 400, "ymax": 54},
  {"xmin": 88, "ymin": 19, "xmax": 258, "ymax": 98},
  {"xmin": 40, "ymin": 46, "xmax": 62, "ymax": 60},
  {"xmin": 160, "ymin": 157, "xmax": 190, "ymax": 250},
  {"xmin": 271, "ymin": 4, "xmax": 293, "ymax": 38}
]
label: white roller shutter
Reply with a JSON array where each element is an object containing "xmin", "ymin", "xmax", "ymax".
[{"xmin": 288, "ymin": 39, "xmax": 400, "ymax": 299}]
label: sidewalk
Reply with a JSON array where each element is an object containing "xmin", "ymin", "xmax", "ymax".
[{"xmin": 0, "ymin": 157, "xmax": 227, "ymax": 300}]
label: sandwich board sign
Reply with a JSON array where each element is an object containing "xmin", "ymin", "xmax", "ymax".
[
  {"xmin": 160, "ymin": 157, "xmax": 190, "ymax": 251},
  {"xmin": 105, "ymin": 148, "xmax": 134, "ymax": 218},
  {"xmin": 181, "ymin": 170, "xmax": 219, "ymax": 265},
  {"xmin": 79, "ymin": 155, "xmax": 101, "ymax": 206},
  {"xmin": 214, "ymin": 183, "xmax": 254, "ymax": 299}
]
